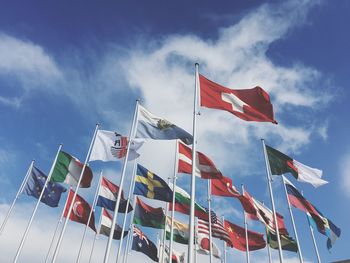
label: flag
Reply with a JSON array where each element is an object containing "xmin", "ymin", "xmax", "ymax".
[
  {"xmin": 23, "ymin": 166, "xmax": 66, "ymax": 207},
  {"xmin": 132, "ymin": 226, "xmax": 159, "ymax": 262},
  {"xmin": 239, "ymin": 190, "xmax": 288, "ymax": 235},
  {"xmin": 199, "ymin": 74, "xmax": 277, "ymax": 123},
  {"xmin": 168, "ymin": 184, "xmax": 210, "ymax": 221},
  {"xmin": 164, "ymin": 245, "xmax": 185, "ymax": 263},
  {"xmin": 99, "ymin": 208, "xmax": 128, "ymax": 240},
  {"xmin": 224, "ymin": 220, "xmax": 266, "ymax": 251},
  {"xmin": 196, "ymin": 233, "xmax": 221, "ymax": 258},
  {"xmin": 64, "ymin": 189, "xmax": 96, "ymax": 232},
  {"xmin": 177, "ymin": 141, "xmax": 223, "ymax": 179},
  {"xmin": 136, "ymin": 105, "xmax": 193, "ymax": 145},
  {"xmin": 96, "ymin": 177, "xmax": 132, "ymax": 213},
  {"xmin": 90, "ymin": 130, "xmax": 144, "ymax": 162},
  {"xmin": 266, "ymin": 228, "xmax": 298, "ymax": 252},
  {"xmin": 133, "ymin": 197, "xmax": 165, "ymax": 229},
  {"xmin": 51, "ymin": 151, "xmax": 93, "ymax": 188},
  {"xmin": 266, "ymin": 145, "xmax": 328, "ymax": 187},
  {"xmin": 165, "ymin": 216, "xmax": 189, "ymax": 244},
  {"xmin": 134, "ymin": 164, "xmax": 173, "ymax": 202},
  {"xmin": 211, "ymin": 176, "xmax": 240, "ymax": 198},
  {"xmin": 197, "ymin": 218, "xmax": 231, "ymax": 246}
]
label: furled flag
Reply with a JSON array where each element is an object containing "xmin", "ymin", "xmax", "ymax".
[
  {"xmin": 266, "ymin": 227, "xmax": 298, "ymax": 252},
  {"xmin": 99, "ymin": 208, "xmax": 128, "ymax": 240},
  {"xmin": 199, "ymin": 74, "xmax": 277, "ymax": 123},
  {"xmin": 51, "ymin": 151, "xmax": 93, "ymax": 188},
  {"xmin": 136, "ymin": 105, "xmax": 193, "ymax": 145},
  {"xmin": 224, "ymin": 220, "xmax": 266, "ymax": 251},
  {"xmin": 132, "ymin": 226, "xmax": 159, "ymax": 262},
  {"xmin": 266, "ymin": 144, "xmax": 328, "ymax": 187},
  {"xmin": 197, "ymin": 218, "xmax": 231, "ymax": 246},
  {"xmin": 177, "ymin": 141, "xmax": 223, "ymax": 179},
  {"xmin": 64, "ymin": 189, "xmax": 96, "ymax": 232},
  {"xmin": 96, "ymin": 177, "xmax": 132, "ymax": 213},
  {"xmin": 196, "ymin": 233, "xmax": 221, "ymax": 258},
  {"xmin": 165, "ymin": 216, "xmax": 189, "ymax": 244},
  {"xmin": 134, "ymin": 164, "xmax": 173, "ymax": 202},
  {"xmin": 211, "ymin": 175, "xmax": 240, "ymax": 198},
  {"xmin": 23, "ymin": 166, "xmax": 66, "ymax": 208},
  {"xmin": 90, "ymin": 130, "xmax": 144, "ymax": 162},
  {"xmin": 239, "ymin": 190, "xmax": 289, "ymax": 235},
  {"xmin": 168, "ymin": 184, "xmax": 210, "ymax": 221},
  {"xmin": 133, "ymin": 197, "xmax": 165, "ymax": 229},
  {"xmin": 164, "ymin": 245, "xmax": 185, "ymax": 263}
]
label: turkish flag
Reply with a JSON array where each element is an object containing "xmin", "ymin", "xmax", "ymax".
[
  {"xmin": 199, "ymin": 74, "xmax": 277, "ymax": 124},
  {"xmin": 64, "ymin": 190, "xmax": 96, "ymax": 232},
  {"xmin": 224, "ymin": 220, "xmax": 266, "ymax": 251},
  {"xmin": 211, "ymin": 176, "xmax": 240, "ymax": 197}
]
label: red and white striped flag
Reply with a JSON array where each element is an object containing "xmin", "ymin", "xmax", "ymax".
[{"xmin": 197, "ymin": 218, "xmax": 232, "ymax": 246}]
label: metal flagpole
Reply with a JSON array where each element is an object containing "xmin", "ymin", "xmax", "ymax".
[
  {"xmin": 307, "ymin": 216, "xmax": 321, "ymax": 263},
  {"xmin": 169, "ymin": 140, "xmax": 178, "ymax": 263},
  {"xmin": 156, "ymin": 232, "xmax": 160, "ymax": 259},
  {"xmin": 261, "ymin": 139, "xmax": 284, "ymax": 263},
  {"xmin": 104, "ymin": 100, "xmax": 139, "ymax": 263},
  {"xmin": 207, "ymin": 180, "xmax": 213, "ymax": 263},
  {"xmin": 76, "ymin": 170, "xmax": 103, "ymax": 263},
  {"xmin": 0, "ymin": 160, "xmax": 34, "ymax": 235},
  {"xmin": 222, "ymin": 216, "xmax": 227, "ymax": 263},
  {"xmin": 194, "ymin": 218, "xmax": 198, "ymax": 263},
  {"xmin": 44, "ymin": 186, "xmax": 72, "ymax": 263},
  {"xmin": 123, "ymin": 197, "xmax": 137, "ymax": 263},
  {"xmin": 87, "ymin": 208, "xmax": 103, "ymax": 263},
  {"xmin": 281, "ymin": 176, "xmax": 303, "ymax": 263},
  {"xmin": 52, "ymin": 124, "xmax": 99, "ymax": 263},
  {"xmin": 115, "ymin": 161, "xmax": 137, "ymax": 263},
  {"xmin": 265, "ymin": 227, "xmax": 273, "ymax": 263},
  {"xmin": 14, "ymin": 144, "xmax": 63, "ymax": 263},
  {"xmin": 160, "ymin": 178, "xmax": 171, "ymax": 263},
  {"xmin": 188, "ymin": 62, "xmax": 200, "ymax": 263},
  {"xmin": 241, "ymin": 185, "xmax": 250, "ymax": 263}
]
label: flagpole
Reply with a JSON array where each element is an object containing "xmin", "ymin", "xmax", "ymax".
[
  {"xmin": 123, "ymin": 197, "xmax": 137, "ymax": 263},
  {"xmin": 0, "ymin": 160, "xmax": 34, "ymax": 235},
  {"xmin": 44, "ymin": 186, "xmax": 72, "ymax": 263},
  {"xmin": 116, "ymin": 161, "xmax": 137, "ymax": 263},
  {"xmin": 14, "ymin": 144, "xmax": 63, "ymax": 263},
  {"xmin": 207, "ymin": 180, "xmax": 213, "ymax": 263},
  {"xmin": 156, "ymin": 232, "xmax": 160, "ymax": 259},
  {"xmin": 169, "ymin": 140, "xmax": 178, "ymax": 263},
  {"xmin": 265, "ymin": 227, "xmax": 272, "ymax": 263},
  {"xmin": 76, "ymin": 170, "xmax": 103, "ymax": 263},
  {"xmin": 241, "ymin": 185, "xmax": 250, "ymax": 263},
  {"xmin": 160, "ymin": 178, "xmax": 171, "ymax": 263},
  {"xmin": 188, "ymin": 62, "xmax": 200, "ymax": 263},
  {"xmin": 261, "ymin": 139, "xmax": 284, "ymax": 263},
  {"xmin": 104, "ymin": 100, "xmax": 139, "ymax": 263},
  {"xmin": 194, "ymin": 217, "xmax": 198, "ymax": 263},
  {"xmin": 222, "ymin": 216, "xmax": 227, "ymax": 263},
  {"xmin": 52, "ymin": 124, "xmax": 99, "ymax": 263},
  {"xmin": 88, "ymin": 208, "xmax": 103, "ymax": 263},
  {"xmin": 281, "ymin": 176, "xmax": 303, "ymax": 263}
]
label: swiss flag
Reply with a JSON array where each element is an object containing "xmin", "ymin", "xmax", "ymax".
[
  {"xmin": 64, "ymin": 190, "xmax": 96, "ymax": 232},
  {"xmin": 199, "ymin": 74, "xmax": 277, "ymax": 124},
  {"xmin": 211, "ymin": 176, "xmax": 240, "ymax": 198}
]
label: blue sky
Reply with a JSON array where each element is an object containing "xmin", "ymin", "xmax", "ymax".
[{"xmin": 0, "ymin": 0, "xmax": 349, "ymax": 262}]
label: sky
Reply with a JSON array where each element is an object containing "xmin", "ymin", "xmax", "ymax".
[{"xmin": 0, "ymin": 0, "xmax": 349, "ymax": 262}]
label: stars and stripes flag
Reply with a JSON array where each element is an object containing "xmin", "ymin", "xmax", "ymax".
[{"xmin": 197, "ymin": 218, "xmax": 232, "ymax": 246}]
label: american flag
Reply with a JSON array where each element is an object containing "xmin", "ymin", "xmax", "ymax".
[
  {"xmin": 205, "ymin": 208, "xmax": 218, "ymax": 224},
  {"xmin": 197, "ymin": 218, "xmax": 232, "ymax": 246}
]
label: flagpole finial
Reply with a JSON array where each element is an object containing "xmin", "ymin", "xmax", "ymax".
[{"xmin": 195, "ymin": 63, "xmax": 199, "ymax": 67}]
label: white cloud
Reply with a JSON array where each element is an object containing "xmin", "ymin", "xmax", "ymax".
[{"xmin": 339, "ymin": 152, "xmax": 350, "ymax": 198}]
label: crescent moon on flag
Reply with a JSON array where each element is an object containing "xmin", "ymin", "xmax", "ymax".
[{"xmin": 73, "ymin": 201, "xmax": 83, "ymax": 218}]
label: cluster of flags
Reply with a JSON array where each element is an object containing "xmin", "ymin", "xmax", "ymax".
[{"xmin": 0, "ymin": 67, "xmax": 341, "ymax": 263}]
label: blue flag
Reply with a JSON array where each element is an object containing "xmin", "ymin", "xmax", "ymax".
[
  {"xmin": 132, "ymin": 226, "xmax": 158, "ymax": 262},
  {"xmin": 134, "ymin": 164, "xmax": 173, "ymax": 202},
  {"xmin": 23, "ymin": 166, "xmax": 67, "ymax": 207}
]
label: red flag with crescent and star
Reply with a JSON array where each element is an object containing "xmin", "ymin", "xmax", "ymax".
[{"xmin": 64, "ymin": 189, "xmax": 96, "ymax": 232}]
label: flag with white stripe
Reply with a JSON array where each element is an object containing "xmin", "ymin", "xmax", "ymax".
[{"xmin": 197, "ymin": 218, "xmax": 231, "ymax": 246}]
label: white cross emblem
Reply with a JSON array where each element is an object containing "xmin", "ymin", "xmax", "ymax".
[{"xmin": 221, "ymin": 92, "xmax": 247, "ymax": 113}]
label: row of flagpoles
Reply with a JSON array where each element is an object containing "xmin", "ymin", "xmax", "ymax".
[{"xmin": 0, "ymin": 63, "xmax": 340, "ymax": 263}]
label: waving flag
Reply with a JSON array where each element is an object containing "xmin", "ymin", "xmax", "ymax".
[
  {"xmin": 136, "ymin": 105, "xmax": 193, "ymax": 145},
  {"xmin": 211, "ymin": 176, "xmax": 240, "ymax": 197},
  {"xmin": 90, "ymin": 130, "xmax": 144, "ymax": 162},
  {"xmin": 133, "ymin": 197, "xmax": 165, "ymax": 229},
  {"xmin": 196, "ymin": 233, "xmax": 221, "ymax": 258},
  {"xmin": 23, "ymin": 166, "xmax": 66, "ymax": 207},
  {"xmin": 96, "ymin": 177, "xmax": 132, "ymax": 213},
  {"xmin": 165, "ymin": 216, "xmax": 189, "ymax": 244},
  {"xmin": 199, "ymin": 74, "xmax": 277, "ymax": 123},
  {"xmin": 197, "ymin": 218, "xmax": 231, "ymax": 246},
  {"xmin": 134, "ymin": 164, "xmax": 173, "ymax": 202},
  {"xmin": 224, "ymin": 220, "xmax": 266, "ymax": 251},
  {"xmin": 178, "ymin": 141, "xmax": 223, "ymax": 179},
  {"xmin": 64, "ymin": 190, "xmax": 96, "ymax": 232},
  {"xmin": 164, "ymin": 245, "xmax": 185, "ymax": 263},
  {"xmin": 51, "ymin": 151, "xmax": 93, "ymax": 188},
  {"xmin": 100, "ymin": 208, "xmax": 128, "ymax": 240},
  {"xmin": 266, "ymin": 144, "xmax": 328, "ymax": 187},
  {"xmin": 266, "ymin": 227, "xmax": 298, "ymax": 252},
  {"xmin": 132, "ymin": 226, "xmax": 158, "ymax": 262}
]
